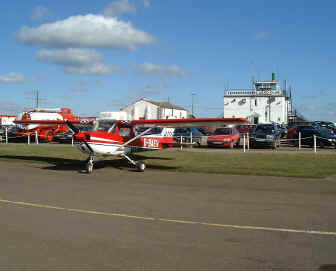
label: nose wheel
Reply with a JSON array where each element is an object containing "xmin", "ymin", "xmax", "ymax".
[{"xmin": 86, "ymin": 155, "xmax": 94, "ymax": 174}]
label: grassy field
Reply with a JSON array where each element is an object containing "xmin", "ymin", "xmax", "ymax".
[{"xmin": 0, "ymin": 143, "xmax": 336, "ymax": 178}]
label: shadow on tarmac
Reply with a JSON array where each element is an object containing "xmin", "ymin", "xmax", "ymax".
[
  {"xmin": 0, "ymin": 154, "xmax": 177, "ymax": 173},
  {"xmin": 319, "ymin": 265, "xmax": 336, "ymax": 271}
]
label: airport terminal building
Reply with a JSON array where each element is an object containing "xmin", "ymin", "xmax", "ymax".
[{"xmin": 223, "ymin": 74, "xmax": 293, "ymax": 124}]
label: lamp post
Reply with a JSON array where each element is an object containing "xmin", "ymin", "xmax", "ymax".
[{"xmin": 191, "ymin": 92, "xmax": 196, "ymax": 117}]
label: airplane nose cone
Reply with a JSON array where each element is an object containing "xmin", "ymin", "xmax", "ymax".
[
  {"xmin": 75, "ymin": 133, "xmax": 85, "ymax": 140},
  {"xmin": 75, "ymin": 132, "xmax": 90, "ymax": 141}
]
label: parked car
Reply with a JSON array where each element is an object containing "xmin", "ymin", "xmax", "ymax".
[
  {"xmin": 7, "ymin": 126, "xmax": 26, "ymax": 142},
  {"xmin": 54, "ymin": 127, "xmax": 92, "ymax": 144},
  {"xmin": 172, "ymin": 127, "xmax": 204, "ymax": 146},
  {"xmin": 249, "ymin": 123, "xmax": 281, "ymax": 149},
  {"xmin": 314, "ymin": 121, "xmax": 336, "ymax": 135},
  {"xmin": 54, "ymin": 131, "xmax": 75, "ymax": 143},
  {"xmin": 277, "ymin": 124, "xmax": 288, "ymax": 138},
  {"xmin": 287, "ymin": 121, "xmax": 319, "ymax": 138},
  {"xmin": 236, "ymin": 124, "xmax": 255, "ymax": 135},
  {"xmin": 207, "ymin": 126, "xmax": 240, "ymax": 148},
  {"xmin": 290, "ymin": 125, "xmax": 336, "ymax": 148}
]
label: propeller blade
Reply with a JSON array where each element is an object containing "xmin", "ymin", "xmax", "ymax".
[{"xmin": 66, "ymin": 120, "xmax": 80, "ymax": 134}]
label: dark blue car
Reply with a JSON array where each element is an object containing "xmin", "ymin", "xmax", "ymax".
[{"xmin": 250, "ymin": 123, "xmax": 281, "ymax": 149}]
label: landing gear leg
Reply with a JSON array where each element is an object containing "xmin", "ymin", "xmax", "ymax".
[
  {"xmin": 86, "ymin": 155, "xmax": 94, "ymax": 174},
  {"xmin": 122, "ymin": 154, "xmax": 146, "ymax": 172}
]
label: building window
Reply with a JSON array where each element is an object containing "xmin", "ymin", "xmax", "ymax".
[
  {"xmin": 255, "ymin": 99, "xmax": 258, "ymax": 106},
  {"xmin": 238, "ymin": 99, "xmax": 246, "ymax": 105}
]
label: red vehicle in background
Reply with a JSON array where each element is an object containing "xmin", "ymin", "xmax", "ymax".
[
  {"xmin": 12, "ymin": 108, "xmax": 87, "ymax": 142},
  {"xmin": 207, "ymin": 126, "xmax": 240, "ymax": 148},
  {"xmin": 236, "ymin": 124, "xmax": 255, "ymax": 134}
]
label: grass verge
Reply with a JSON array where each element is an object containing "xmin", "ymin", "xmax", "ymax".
[{"xmin": 0, "ymin": 143, "xmax": 336, "ymax": 178}]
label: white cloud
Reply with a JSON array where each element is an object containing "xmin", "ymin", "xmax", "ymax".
[
  {"xmin": 144, "ymin": 0, "xmax": 150, "ymax": 7},
  {"xmin": 134, "ymin": 63, "xmax": 186, "ymax": 77},
  {"xmin": 31, "ymin": 6, "xmax": 53, "ymax": 21},
  {"xmin": 17, "ymin": 14, "xmax": 155, "ymax": 50},
  {"xmin": 103, "ymin": 0, "xmax": 136, "ymax": 17},
  {"xmin": 36, "ymin": 48, "xmax": 120, "ymax": 75},
  {"xmin": 0, "ymin": 72, "xmax": 24, "ymax": 83}
]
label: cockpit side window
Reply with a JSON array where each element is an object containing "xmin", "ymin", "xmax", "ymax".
[
  {"xmin": 94, "ymin": 120, "xmax": 116, "ymax": 132},
  {"xmin": 108, "ymin": 123, "xmax": 117, "ymax": 133},
  {"xmin": 120, "ymin": 127, "xmax": 131, "ymax": 137}
]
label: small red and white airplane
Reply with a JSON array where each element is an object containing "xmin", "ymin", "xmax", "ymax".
[{"xmin": 15, "ymin": 117, "xmax": 249, "ymax": 173}]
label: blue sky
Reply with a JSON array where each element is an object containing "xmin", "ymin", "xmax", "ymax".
[{"xmin": 1, "ymin": 0, "xmax": 336, "ymax": 120}]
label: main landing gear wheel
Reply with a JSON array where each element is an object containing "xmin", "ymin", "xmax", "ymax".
[
  {"xmin": 122, "ymin": 154, "xmax": 146, "ymax": 172},
  {"xmin": 136, "ymin": 161, "xmax": 146, "ymax": 172}
]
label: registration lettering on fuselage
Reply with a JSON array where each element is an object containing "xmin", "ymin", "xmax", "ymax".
[{"xmin": 143, "ymin": 138, "xmax": 159, "ymax": 148}]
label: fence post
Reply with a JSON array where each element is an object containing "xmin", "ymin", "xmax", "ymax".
[
  {"xmin": 5, "ymin": 127, "xmax": 8, "ymax": 144},
  {"xmin": 299, "ymin": 132, "xmax": 301, "ymax": 149},
  {"xmin": 243, "ymin": 134, "xmax": 246, "ymax": 152},
  {"xmin": 314, "ymin": 135, "xmax": 317, "ymax": 153},
  {"xmin": 28, "ymin": 133, "xmax": 30, "ymax": 144},
  {"xmin": 72, "ymin": 136, "xmax": 74, "ymax": 146},
  {"xmin": 180, "ymin": 136, "xmax": 183, "ymax": 150},
  {"xmin": 35, "ymin": 131, "xmax": 39, "ymax": 144},
  {"xmin": 247, "ymin": 133, "xmax": 249, "ymax": 150}
]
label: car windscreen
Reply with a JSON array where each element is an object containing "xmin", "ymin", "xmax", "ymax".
[
  {"xmin": 213, "ymin": 128, "xmax": 232, "ymax": 135},
  {"xmin": 173, "ymin": 127, "xmax": 203, "ymax": 136},
  {"xmin": 255, "ymin": 125, "xmax": 274, "ymax": 133}
]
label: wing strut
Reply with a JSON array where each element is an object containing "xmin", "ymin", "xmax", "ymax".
[{"xmin": 120, "ymin": 127, "xmax": 154, "ymax": 148}]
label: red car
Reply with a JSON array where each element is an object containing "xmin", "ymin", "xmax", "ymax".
[
  {"xmin": 236, "ymin": 124, "xmax": 255, "ymax": 134},
  {"xmin": 207, "ymin": 127, "xmax": 240, "ymax": 148}
]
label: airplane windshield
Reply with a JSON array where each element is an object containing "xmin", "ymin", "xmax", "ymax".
[{"xmin": 93, "ymin": 120, "xmax": 117, "ymax": 133}]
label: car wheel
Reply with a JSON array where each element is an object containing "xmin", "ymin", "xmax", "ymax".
[{"xmin": 45, "ymin": 131, "xmax": 53, "ymax": 143}]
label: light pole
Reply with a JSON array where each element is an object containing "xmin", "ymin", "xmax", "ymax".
[{"xmin": 191, "ymin": 92, "xmax": 196, "ymax": 117}]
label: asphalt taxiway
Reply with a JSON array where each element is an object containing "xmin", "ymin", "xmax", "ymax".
[{"xmin": 0, "ymin": 161, "xmax": 335, "ymax": 271}]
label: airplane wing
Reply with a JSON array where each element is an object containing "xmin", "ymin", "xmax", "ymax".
[{"xmin": 130, "ymin": 117, "xmax": 250, "ymax": 128}]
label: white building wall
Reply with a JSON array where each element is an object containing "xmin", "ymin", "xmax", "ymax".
[
  {"xmin": 123, "ymin": 100, "xmax": 188, "ymax": 120},
  {"xmin": 123, "ymin": 100, "xmax": 158, "ymax": 120},
  {"xmin": 224, "ymin": 96, "xmax": 288, "ymax": 124},
  {"xmin": 161, "ymin": 108, "xmax": 188, "ymax": 119}
]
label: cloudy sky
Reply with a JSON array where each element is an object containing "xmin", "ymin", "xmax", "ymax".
[{"xmin": 1, "ymin": 0, "xmax": 336, "ymax": 120}]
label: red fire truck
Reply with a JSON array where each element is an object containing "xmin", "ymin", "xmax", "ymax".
[{"xmin": 13, "ymin": 108, "xmax": 82, "ymax": 142}]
